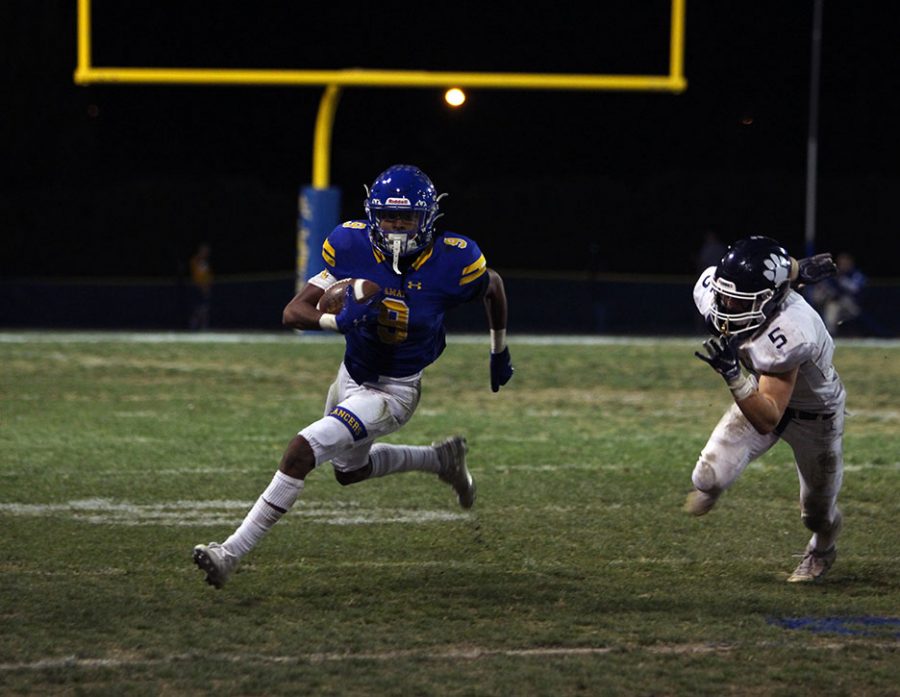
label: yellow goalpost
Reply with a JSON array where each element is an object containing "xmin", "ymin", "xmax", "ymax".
[{"xmin": 73, "ymin": 0, "xmax": 687, "ymax": 290}]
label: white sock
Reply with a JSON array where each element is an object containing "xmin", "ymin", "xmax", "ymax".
[
  {"xmin": 368, "ymin": 443, "xmax": 441, "ymax": 478},
  {"xmin": 223, "ymin": 471, "xmax": 304, "ymax": 558}
]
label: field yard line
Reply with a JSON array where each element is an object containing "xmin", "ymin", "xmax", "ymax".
[
  {"xmin": 1, "ymin": 331, "xmax": 897, "ymax": 348},
  {"xmin": 3, "ymin": 640, "xmax": 897, "ymax": 672},
  {"xmin": 0, "ymin": 499, "xmax": 470, "ymax": 527}
]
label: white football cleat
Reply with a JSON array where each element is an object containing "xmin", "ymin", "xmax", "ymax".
[
  {"xmin": 193, "ymin": 542, "xmax": 239, "ymax": 589},
  {"xmin": 787, "ymin": 545, "xmax": 837, "ymax": 583},
  {"xmin": 434, "ymin": 436, "xmax": 475, "ymax": 509}
]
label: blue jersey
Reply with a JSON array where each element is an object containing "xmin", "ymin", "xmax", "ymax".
[{"xmin": 321, "ymin": 221, "xmax": 489, "ymax": 381}]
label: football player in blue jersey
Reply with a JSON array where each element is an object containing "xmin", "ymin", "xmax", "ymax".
[{"xmin": 193, "ymin": 164, "xmax": 514, "ymax": 588}]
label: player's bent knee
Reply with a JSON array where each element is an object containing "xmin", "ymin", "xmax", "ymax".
[
  {"xmin": 279, "ymin": 435, "xmax": 316, "ymax": 480},
  {"xmin": 334, "ymin": 462, "xmax": 373, "ymax": 486},
  {"xmin": 692, "ymin": 458, "xmax": 719, "ymax": 493}
]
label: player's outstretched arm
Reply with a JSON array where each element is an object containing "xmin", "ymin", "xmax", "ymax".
[
  {"xmin": 790, "ymin": 253, "xmax": 838, "ymax": 287},
  {"xmin": 484, "ymin": 268, "xmax": 513, "ymax": 392}
]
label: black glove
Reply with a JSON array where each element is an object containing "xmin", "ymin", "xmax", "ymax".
[
  {"xmin": 490, "ymin": 346, "xmax": 514, "ymax": 392},
  {"xmin": 694, "ymin": 336, "xmax": 741, "ymax": 383},
  {"xmin": 795, "ymin": 253, "xmax": 838, "ymax": 286}
]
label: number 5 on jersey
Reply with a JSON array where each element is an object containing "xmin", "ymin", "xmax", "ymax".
[{"xmin": 768, "ymin": 326, "xmax": 788, "ymax": 349}]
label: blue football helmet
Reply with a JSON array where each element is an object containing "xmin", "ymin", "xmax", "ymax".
[
  {"xmin": 710, "ymin": 236, "xmax": 793, "ymax": 337},
  {"xmin": 364, "ymin": 164, "xmax": 445, "ymax": 273}
]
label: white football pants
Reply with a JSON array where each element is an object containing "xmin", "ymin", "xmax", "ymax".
[
  {"xmin": 692, "ymin": 401, "xmax": 845, "ymax": 531},
  {"xmin": 299, "ymin": 362, "xmax": 422, "ymax": 473}
]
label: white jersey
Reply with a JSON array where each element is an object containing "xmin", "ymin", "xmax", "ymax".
[{"xmin": 694, "ymin": 266, "xmax": 845, "ymax": 413}]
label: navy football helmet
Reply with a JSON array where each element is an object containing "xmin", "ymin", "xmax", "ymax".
[
  {"xmin": 710, "ymin": 236, "xmax": 793, "ymax": 337},
  {"xmin": 364, "ymin": 164, "xmax": 445, "ymax": 273}
]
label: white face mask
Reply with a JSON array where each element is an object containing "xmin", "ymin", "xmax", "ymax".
[
  {"xmin": 372, "ymin": 210, "xmax": 428, "ymax": 274},
  {"xmin": 711, "ymin": 280, "xmax": 776, "ymax": 336}
]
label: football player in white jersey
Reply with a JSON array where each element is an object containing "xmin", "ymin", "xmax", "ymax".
[{"xmin": 687, "ymin": 235, "xmax": 845, "ymax": 583}]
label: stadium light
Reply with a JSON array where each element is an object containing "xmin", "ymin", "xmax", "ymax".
[{"xmin": 445, "ymin": 88, "xmax": 466, "ymax": 107}]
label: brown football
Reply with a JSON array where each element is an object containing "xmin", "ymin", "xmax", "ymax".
[{"xmin": 316, "ymin": 278, "xmax": 382, "ymax": 314}]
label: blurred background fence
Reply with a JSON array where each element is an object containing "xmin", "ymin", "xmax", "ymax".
[{"xmin": 2, "ymin": 273, "xmax": 896, "ymax": 336}]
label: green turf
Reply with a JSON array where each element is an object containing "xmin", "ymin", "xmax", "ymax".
[{"xmin": 1, "ymin": 333, "xmax": 898, "ymax": 695}]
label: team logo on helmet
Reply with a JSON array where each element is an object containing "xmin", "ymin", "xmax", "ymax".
[{"xmin": 762, "ymin": 253, "xmax": 790, "ymax": 286}]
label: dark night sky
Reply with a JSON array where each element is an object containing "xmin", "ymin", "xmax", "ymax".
[{"xmin": 3, "ymin": 1, "xmax": 900, "ymax": 280}]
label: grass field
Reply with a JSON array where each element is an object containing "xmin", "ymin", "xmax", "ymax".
[{"xmin": 1, "ymin": 332, "xmax": 898, "ymax": 696}]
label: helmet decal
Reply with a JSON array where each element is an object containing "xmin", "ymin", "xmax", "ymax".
[{"xmin": 763, "ymin": 253, "xmax": 790, "ymax": 285}]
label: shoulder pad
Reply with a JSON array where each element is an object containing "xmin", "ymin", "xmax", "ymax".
[
  {"xmin": 439, "ymin": 234, "xmax": 487, "ymax": 286},
  {"xmin": 694, "ymin": 267, "xmax": 716, "ymax": 315},
  {"xmin": 744, "ymin": 306, "xmax": 815, "ymax": 373},
  {"xmin": 323, "ymin": 221, "xmax": 370, "ymax": 270}
]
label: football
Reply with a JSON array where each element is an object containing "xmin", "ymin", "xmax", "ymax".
[{"xmin": 316, "ymin": 278, "xmax": 382, "ymax": 314}]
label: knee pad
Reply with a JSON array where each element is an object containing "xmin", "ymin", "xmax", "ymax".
[
  {"xmin": 333, "ymin": 462, "xmax": 372, "ymax": 486},
  {"xmin": 692, "ymin": 457, "xmax": 718, "ymax": 493}
]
